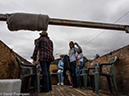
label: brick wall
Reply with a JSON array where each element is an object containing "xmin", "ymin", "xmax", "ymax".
[{"xmin": 0, "ymin": 40, "xmax": 32, "ymax": 79}]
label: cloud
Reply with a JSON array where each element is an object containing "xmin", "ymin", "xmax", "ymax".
[{"xmin": 0, "ymin": 0, "xmax": 129, "ymax": 62}]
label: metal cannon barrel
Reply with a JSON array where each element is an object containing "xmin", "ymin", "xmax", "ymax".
[{"xmin": 0, "ymin": 13, "xmax": 129, "ymax": 33}]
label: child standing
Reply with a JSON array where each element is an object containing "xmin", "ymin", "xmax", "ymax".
[{"xmin": 57, "ymin": 55, "xmax": 64, "ymax": 86}]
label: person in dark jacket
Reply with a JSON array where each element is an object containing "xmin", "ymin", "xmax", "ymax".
[
  {"xmin": 63, "ymin": 55, "xmax": 70, "ymax": 76},
  {"xmin": 32, "ymin": 31, "xmax": 53, "ymax": 92},
  {"xmin": 63, "ymin": 55, "xmax": 72, "ymax": 85}
]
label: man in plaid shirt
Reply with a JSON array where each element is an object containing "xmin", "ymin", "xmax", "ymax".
[{"xmin": 32, "ymin": 31, "xmax": 53, "ymax": 92}]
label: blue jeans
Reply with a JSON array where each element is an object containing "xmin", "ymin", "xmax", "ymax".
[
  {"xmin": 70, "ymin": 61, "xmax": 77, "ymax": 87},
  {"xmin": 57, "ymin": 69, "xmax": 64, "ymax": 82},
  {"xmin": 76, "ymin": 61, "xmax": 83, "ymax": 75},
  {"xmin": 40, "ymin": 61, "xmax": 52, "ymax": 92}
]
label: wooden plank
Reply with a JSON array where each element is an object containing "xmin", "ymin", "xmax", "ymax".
[{"xmin": 30, "ymin": 85, "xmax": 127, "ymax": 96}]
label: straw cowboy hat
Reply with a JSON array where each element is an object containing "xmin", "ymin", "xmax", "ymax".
[{"xmin": 39, "ymin": 31, "xmax": 48, "ymax": 36}]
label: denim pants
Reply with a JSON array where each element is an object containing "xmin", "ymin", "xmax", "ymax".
[
  {"xmin": 40, "ymin": 61, "xmax": 52, "ymax": 91},
  {"xmin": 76, "ymin": 61, "xmax": 83, "ymax": 75},
  {"xmin": 70, "ymin": 61, "xmax": 77, "ymax": 87},
  {"xmin": 57, "ymin": 69, "xmax": 64, "ymax": 82}
]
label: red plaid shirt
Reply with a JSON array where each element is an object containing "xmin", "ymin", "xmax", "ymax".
[{"xmin": 33, "ymin": 36, "xmax": 53, "ymax": 62}]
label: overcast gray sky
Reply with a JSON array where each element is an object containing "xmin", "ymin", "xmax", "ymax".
[{"xmin": 0, "ymin": 0, "xmax": 129, "ymax": 62}]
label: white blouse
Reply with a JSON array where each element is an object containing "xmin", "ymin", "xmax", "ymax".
[{"xmin": 77, "ymin": 53, "xmax": 83, "ymax": 62}]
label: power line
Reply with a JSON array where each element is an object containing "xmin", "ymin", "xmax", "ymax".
[
  {"xmin": 114, "ymin": 11, "xmax": 129, "ymax": 23},
  {"xmin": 82, "ymin": 10, "xmax": 129, "ymax": 47}
]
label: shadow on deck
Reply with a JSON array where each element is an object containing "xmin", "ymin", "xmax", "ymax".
[{"xmin": 28, "ymin": 85, "xmax": 127, "ymax": 96}]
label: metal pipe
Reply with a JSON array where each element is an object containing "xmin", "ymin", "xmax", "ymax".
[
  {"xmin": 49, "ymin": 18, "xmax": 129, "ymax": 32},
  {"xmin": 0, "ymin": 13, "xmax": 129, "ymax": 33},
  {"xmin": 0, "ymin": 14, "xmax": 7, "ymax": 21}
]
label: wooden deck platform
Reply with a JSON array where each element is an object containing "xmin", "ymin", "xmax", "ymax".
[{"xmin": 28, "ymin": 85, "xmax": 127, "ymax": 96}]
